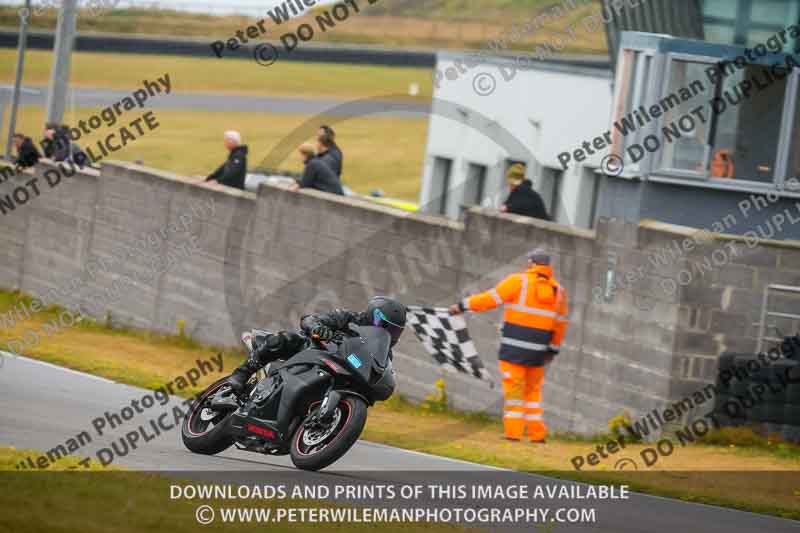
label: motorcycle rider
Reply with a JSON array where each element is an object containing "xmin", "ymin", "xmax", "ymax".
[{"xmin": 226, "ymin": 296, "xmax": 407, "ymax": 394}]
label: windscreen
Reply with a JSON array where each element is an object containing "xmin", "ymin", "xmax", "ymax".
[{"xmin": 348, "ymin": 325, "xmax": 392, "ymax": 368}]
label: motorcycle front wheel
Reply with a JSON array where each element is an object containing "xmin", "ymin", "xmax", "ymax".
[
  {"xmin": 289, "ymin": 396, "xmax": 368, "ymax": 471},
  {"xmin": 181, "ymin": 378, "xmax": 236, "ymax": 455}
]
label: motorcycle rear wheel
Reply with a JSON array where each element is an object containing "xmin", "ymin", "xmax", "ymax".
[
  {"xmin": 289, "ymin": 396, "xmax": 367, "ymax": 471},
  {"xmin": 181, "ymin": 378, "xmax": 236, "ymax": 455}
]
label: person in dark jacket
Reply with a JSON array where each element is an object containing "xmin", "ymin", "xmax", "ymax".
[
  {"xmin": 13, "ymin": 133, "xmax": 41, "ymax": 169},
  {"xmin": 316, "ymin": 125, "xmax": 343, "ymax": 177},
  {"xmin": 40, "ymin": 123, "xmax": 71, "ymax": 162},
  {"xmin": 501, "ymin": 163, "xmax": 550, "ymax": 221},
  {"xmin": 205, "ymin": 131, "xmax": 247, "ymax": 190},
  {"xmin": 225, "ymin": 296, "xmax": 407, "ymax": 394},
  {"xmin": 290, "ymin": 143, "xmax": 344, "ymax": 195}
]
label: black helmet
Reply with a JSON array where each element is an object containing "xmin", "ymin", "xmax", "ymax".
[{"xmin": 366, "ymin": 296, "xmax": 406, "ymax": 346}]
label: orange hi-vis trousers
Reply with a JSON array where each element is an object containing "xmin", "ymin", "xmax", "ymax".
[{"xmin": 499, "ymin": 360, "xmax": 546, "ymax": 441}]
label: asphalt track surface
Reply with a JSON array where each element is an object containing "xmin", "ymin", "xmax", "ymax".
[
  {"xmin": 17, "ymin": 86, "xmax": 431, "ymax": 117},
  {"xmin": 0, "ymin": 352, "xmax": 797, "ymax": 533}
]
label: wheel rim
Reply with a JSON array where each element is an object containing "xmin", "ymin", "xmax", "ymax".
[
  {"xmin": 294, "ymin": 400, "xmax": 353, "ymax": 456},
  {"xmin": 186, "ymin": 382, "xmax": 234, "ymax": 437},
  {"xmin": 302, "ymin": 408, "xmax": 343, "ymax": 447}
]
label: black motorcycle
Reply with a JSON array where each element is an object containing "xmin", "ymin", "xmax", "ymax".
[{"xmin": 181, "ymin": 325, "xmax": 396, "ymax": 471}]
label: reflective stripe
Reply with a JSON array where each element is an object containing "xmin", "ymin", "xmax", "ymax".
[
  {"xmin": 503, "ymin": 412, "xmax": 525, "ymax": 419},
  {"xmin": 508, "ymin": 304, "xmax": 557, "ymax": 318},
  {"xmin": 517, "ymin": 273, "xmax": 528, "ymax": 306},
  {"xmin": 556, "ymin": 315, "xmax": 568, "ymax": 321},
  {"xmin": 505, "ymin": 400, "xmax": 525, "ymax": 406},
  {"xmin": 490, "ymin": 289, "xmax": 503, "ymax": 306},
  {"xmin": 525, "ymin": 413, "xmax": 543, "ymax": 421},
  {"xmin": 462, "ymin": 298, "xmax": 471, "ymax": 311},
  {"xmin": 501, "ymin": 337, "xmax": 549, "ymax": 352},
  {"xmin": 548, "ymin": 344, "xmax": 560, "ymax": 351},
  {"xmin": 525, "ymin": 402, "xmax": 540, "ymax": 408}
]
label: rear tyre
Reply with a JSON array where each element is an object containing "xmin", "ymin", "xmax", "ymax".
[
  {"xmin": 290, "ymin": 396, "xmax": 368, "ymax": 471},
  {"xmin": 181, "ymin": 378, "xmax": 236, "ymax": 455}
]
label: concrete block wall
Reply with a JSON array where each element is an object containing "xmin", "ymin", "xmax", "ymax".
[{"xmin": 3, "ymin": 160, "xmax": 796, "ymax": 436}]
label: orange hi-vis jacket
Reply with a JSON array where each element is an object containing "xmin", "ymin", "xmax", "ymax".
[{"xmin": 462, "ymin": 265, "xmax": 568, "ymax": 366}]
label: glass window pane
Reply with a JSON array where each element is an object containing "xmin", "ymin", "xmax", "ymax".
[
  {"xmin": 703, "ymin": 0, "xmax": 737, "ymax": 19},
  {"xmin": 658, "ymin": 61, "xmax": 715, "ymax": 173},
  {"xmin": 708, "ymin": 64, "xmax": 787, "ymax": 184},
  {"xmin": 705, "ymin": 23, "xmax": 737, "ymax": 45},
  {"xmin": 750, "ymin": 0, "xmax": 797, "ymax": 25}
]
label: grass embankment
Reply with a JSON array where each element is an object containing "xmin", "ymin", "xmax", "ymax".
[
  {"xmin": 0, "ymin": 2, "xmax": 608, "ymax": 54},
  {"xmin": 5, "ymin": 105, "xmax": 427, "ymax": 201},
  {"xmin": 0, "ymin": 290, "xmax": 798, "ymax": 518},
  {"xmin": 0, "ymin": 49, "xmax": 433, "ymax": 101},
  {"xmin": 0, "ymin": 448, "xmax": 471, "ymax": 533}
]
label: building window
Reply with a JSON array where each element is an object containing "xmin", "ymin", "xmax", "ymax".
[
  {"xmin": 703, "ymin": 0, "xmax": 800, "ymax": 51},
  {"xmin": 707, "ymin": 63, "xmax": 789, "ymax": 184},
  {"xmin": 636, "ymin": 54, "xmax": 794, "ymax": 187},
  {"xmin": 464, "ymin": 163, "xmax": 487, "ymax": 207},
  {"xmin": 430, "ymin": 157, "xmax": 453, "ymax": 215},
  {"xmin": 537, "ymin": 167, "xmax": 562, "ymax": 220},
  {"xmin": 657, "ymin": 60, "xmax": 714, "ymax": 175}
]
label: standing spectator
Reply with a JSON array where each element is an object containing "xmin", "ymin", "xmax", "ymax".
[
  {"xmin": 289, "ymin": 143, "xmax": 343, "ymax": 195},
  {"xmin": 316, "ymin": 125, "xmax": 343, "ymax": 178},
  {"xmin": 205, "ymin": 131, "xmax": 248, "ymax": 190},
  {"xmin": 13, "ymin": 133, "xmax": 41, "ymax": 169},
  {"xmin": 501, "ymin": 163, "xmax": 550, "ymax": 221},
  {"xmin": 449, "ymin": 249, "xmax": 568, "ymax": 443}
]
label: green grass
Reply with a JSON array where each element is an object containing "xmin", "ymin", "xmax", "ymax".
[
  {"xmin": 0, "ymin": 447, "xmax": 474, "ymax": 533},
  {"xmin": 1, "ymin": 288, "xmax": 798, "ymax": 519},
  {"xmin": 0, "ymin": 2, "xmax": 609, "ymax": 54},
  {"xmin": 0, "ymin": 49, "xmax": 433, "ymax": 101},
  {"xmin": 5, "ymin": 105, "xmax": 428, "ymax": 201}
]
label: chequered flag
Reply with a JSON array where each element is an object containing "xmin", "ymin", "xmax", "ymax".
[{"xmin": 406, "ymin": 306, "xmax": 492, "ymax": 385}]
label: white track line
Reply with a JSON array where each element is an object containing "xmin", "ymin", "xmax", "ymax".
[{"xmin": 2, "ymin": 353, "xmax": 117, "ymax": 384}]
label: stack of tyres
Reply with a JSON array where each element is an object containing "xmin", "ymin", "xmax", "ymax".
[
  {"xmin": 756, "ymin": 359, "xmax": 793, "ymax": 433},
  {"xmin": 712, "ymin": 352, "xmax": 740, "ymax": 426},
  {"xmin": 785, "ymin": 359, "xmax": 800, "ymax": 442},
  {"xmin": 732, "ymin": 355, "xmax": 762, "ymax": 423}
]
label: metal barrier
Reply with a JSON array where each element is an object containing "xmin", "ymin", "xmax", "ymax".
[{"xmin": 757, "ymin": 284, "xmax": 800, "ymax": 353}]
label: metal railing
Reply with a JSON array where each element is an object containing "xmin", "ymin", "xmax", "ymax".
[{"xmin": 757, "ymin": 284, "xmax": 800, "ymax": 353}]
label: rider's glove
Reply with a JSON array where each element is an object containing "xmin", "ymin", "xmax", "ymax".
[{"xmin": 311, "ymin": 325, "xmax": 334, "ymax": 342}]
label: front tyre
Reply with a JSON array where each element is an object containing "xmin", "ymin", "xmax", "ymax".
[
  {"xmin": 181, "ymin": 378, "xmax": 236, "ymax": 455},
  {"xmin": 290, "ymin": 396, "xmax": 368, "ymax": 471}
]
